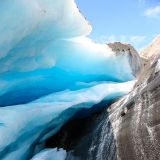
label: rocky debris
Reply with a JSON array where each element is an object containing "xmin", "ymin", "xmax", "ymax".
[{"xmin": 108, "ymin": 42, "xmax": 142, "ymax": 77}]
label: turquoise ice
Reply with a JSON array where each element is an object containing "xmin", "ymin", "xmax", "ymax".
[{"xmin": 0, "ymin": 0, "xmax": 140, "ymax": 159}]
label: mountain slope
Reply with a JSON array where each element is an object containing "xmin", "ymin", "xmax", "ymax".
[{"xmin": 141, "ymin": 35, "xmax": 160, "ymax": 59}]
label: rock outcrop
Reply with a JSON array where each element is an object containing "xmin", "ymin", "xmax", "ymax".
[
  {"xmin": 109, "ymin": 55, "xmax": 160, "ymax": 160},
  {"xmin": 108, "ymin": 42, "xmax": 142, "ymax": 77}
]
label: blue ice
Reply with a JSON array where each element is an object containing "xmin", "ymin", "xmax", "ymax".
[{"xmin": 0, "ymin": 0, "xmax": 139, "ymax": 159}]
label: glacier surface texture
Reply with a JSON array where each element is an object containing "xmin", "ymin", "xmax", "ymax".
[{"xmin": 0, "ymin": 0, "xmax": 138, "ymax": 159}]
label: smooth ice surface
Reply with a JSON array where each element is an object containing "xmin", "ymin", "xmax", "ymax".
[
  {"xmin": 0, "ymin": 0, "xmax": 137, "ymax": 160},
  {"xmin": 31, "ymin": 148, "xmax": 67, "ymax": 160}
]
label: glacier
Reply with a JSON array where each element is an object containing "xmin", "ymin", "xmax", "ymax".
[{"xmin": 0, "ymin": 0, "xmax": 140, "ymax": 160}]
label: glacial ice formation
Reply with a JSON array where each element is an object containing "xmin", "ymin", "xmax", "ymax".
[
  {"xmin": 0, "ymin": 0, "xmax": 140, "ymax": 160},
  {"xmin": 0, "ymin": 81, "xmax": 135, "ymax": 160},
  {"xmin": 0, "ymin": 0, "xmax": 139, "ymax": 107}
]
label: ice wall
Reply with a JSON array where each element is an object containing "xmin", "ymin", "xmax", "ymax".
[
  {"xmin": 0, "ymin": 81, "xmax": 134, "ymax": 160},
  {"xmin": 0, "ymin": 0, "xmax": 137, "ymax": 107},
  {"xmin": 0, "ymin": 0, "xmax": 139, "ymax": 159}
]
